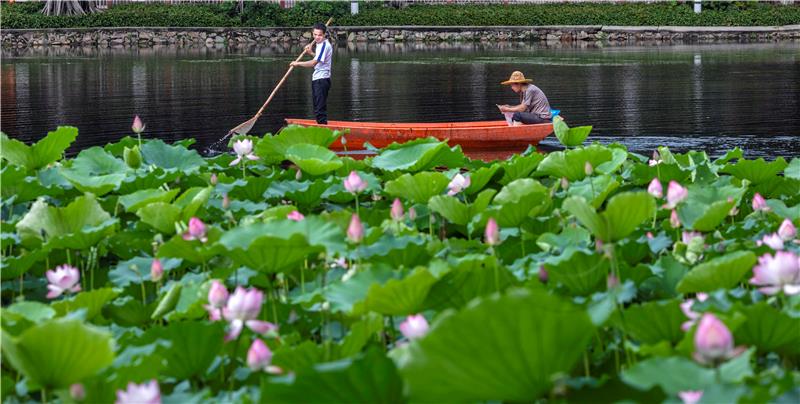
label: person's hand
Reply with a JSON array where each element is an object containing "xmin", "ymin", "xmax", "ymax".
[
  {"xmin": 304, "ymin": 44, "xmax": 313, "ymax": 54},
  {"xmin": 290, "ymin": 61, "xmax": 298, "ymax": 67}
]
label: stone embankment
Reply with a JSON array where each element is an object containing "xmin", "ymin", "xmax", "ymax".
[{"xmin": 3, "ymin": 25, "xmax": 799, "ymax": 48}]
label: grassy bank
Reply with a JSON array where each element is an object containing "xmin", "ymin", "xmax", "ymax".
[{"xmin": 3, "ymin": 1, "xmax": 799, "ymax": 29}]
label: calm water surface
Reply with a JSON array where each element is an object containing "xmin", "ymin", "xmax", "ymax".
[{"xmin": 2, "ymin": 41, "xmax": 798, "ymax": 158}]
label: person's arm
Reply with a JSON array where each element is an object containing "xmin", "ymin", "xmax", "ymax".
[
  {"xmin": 290, "ymin": 44, "xmax": 319, "ymax": 68},
  {"xmin": 498, "ymin": 103, "xmax": 526, "ymax": 113}
]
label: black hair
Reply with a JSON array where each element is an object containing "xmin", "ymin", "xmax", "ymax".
[{"xmin": 313, "ymin": 23, "xmax": 327, "ymax": 34}]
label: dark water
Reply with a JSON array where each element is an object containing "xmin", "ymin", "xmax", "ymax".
[{"xmin": 2, "ymin": 41, "xmax": 799, "ymax": 158}]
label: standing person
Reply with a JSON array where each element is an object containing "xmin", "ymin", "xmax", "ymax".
[
  {"xmin": 497, "ymin": 71, "xmax": 552, "ymax": 125},
  {"xmin": 290, "ymin": 22, "xmax": 333, "ymax": 124}
]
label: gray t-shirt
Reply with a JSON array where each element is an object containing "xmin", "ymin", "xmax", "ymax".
[
  {"xmin": 312, "ymin": 39, "xmax": 333, "ymax": 81},
  {"xmin": 521, "ymin": 84, "xmax": 552, "ymax": 119}
]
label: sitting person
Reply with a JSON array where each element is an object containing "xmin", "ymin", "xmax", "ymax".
[{"xmin": 497, "ymin": 71, "xmax": 552, "ymax": 125}]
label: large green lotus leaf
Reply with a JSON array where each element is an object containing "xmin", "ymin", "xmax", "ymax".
[
  {"xmin": 544, "ymin": 248, "xmax": 609, "ymax": 295},
  {"xmin": 563, "ymin": 192, "xmax": 655, "ymax": 242},
  {"xmin": 595, "ymin": 147, "xmax": 628, "ymax": 175},
  {"xmin": 536, "ymin": 144, "xmax": 613, "ymax": 181},
  {"xmin": 59, "ymin": 147, "xmax": 129, "ymax": 195},
  {"xmin": 272, "ymin": 340, "xmax": 326, "ymax": 373},
  {"xmin": 321, "ymin": 172, "xmax": 383, "ymax": 204},
  {"xmin": 285, "ymin": 143, "xmax": 343, "ymax": 176},
  {"xmin": 264, "ymin": 348, "xmax": 404, "ymax": 404},
  {"xmin": 536, "ymin": 226, "xmax": 592, "ymax": 253},
  {"xmin": 1, "ymin": 318, "xmax": 114, "ymax": 389},
  {"xmin": 173, "ymin": 186, "xmax": 212, "ymax": 222},
  {"xmin": 141, "ymin": 321, "xmax": 224, "ymax": 380},
  {"xmin": 218, "ymin": 223, "xmax": 322, "ymax": 273},
  {"xmin": 498, "ymin": 153, "xmax": 544, "ymax": 185},
  {"xmin": 4, "ymin": 301, "xmax": 56, "ymax": 324},
  {"xmin": 428, "ymin": 195, "xmax": 469, "ymax": 226},
  {"xmin": 156, "ymin": 229, "xmax": 225, "ymax": 264},
  {"xmin": 734, "ymin": 302, "xmax": 800, "ymax": 355},
  {"xmin": 117, "ymin": 168, "xmax": 181, "ymax": 195},
  {"xmin": 371, "ymin": 138, "xmax": 466, "ymax": 172},
  {"xmin": 336, "ymin": 313, "xmax": 384, "ymax": 359},
  {"xmin": 384, "ymin": 171, "xmax": 450, "ymax": 204},
  {"xmin": 465, "ymin": 164, "xmax": 500, "ymax": 194},
  {"xmin": 119, "ymin": 188, "xmax": 180, "ymax": 213},
  {"xmin": 226, "ymin": 176, "xmax": 273, "ymax": 202},
  {"xmin": 622, "ymin": 350, "xmax": 753, "ymax": 395},
  {"xmin": 401, "ymin": 288, "xmax": 594, "ymax": 402},
  {"xmin": 765, "ymin": 200, "xmax": 800, "ymax": 221},
  {"xmin": 566, "ymin": 174, "xmax": 620, "ymax": 208},
  {"xmin": 493, "ymin": 178, "xmax": 547, "ymax": 205},
  {"xmin": 785, "ymin": 158, "xmax": 800, "ymax": 180},
  {"xmin": 676, "ymin": 251, "xmax": 756, "ymax": 293},
  {"xmin": 136, "ymin": 202, "xmax": 182, "ymax": 234},
  {"xmin": 0, "ymin": 127, "xmax": 77, "ymax": 171},
  {"xmin": 553, "ymin": 116, "xmax": 592, "ymax": 147},
  {"xmin": 614, "ymin": 299, "xmax": 684, "ymax": 345},
  {"xmin": 677, "ymin": 179, "xmax": 746, "ymax": 231},
  {"xmin": 720, "ymin": 157, "xmax": 787, "ymax": 184},
  {"xmin": 324, "ymin": 267, "xmax": 394, "ymax": 314},
  {"xmin": 15, "ymin": 194, "xmax": 116, "ymax": 249},
  {"xmin": 140, "ymin": 139, "xmax": 207, "ymax": 174},
  {"xmin": 360, "ymin": 267, "xmax": 438, "ymax": 316},
  {"xmin": 109, "ymin": 257, "xmax": 182, "ymax": 288},
  {"xmin": 0, "ymin": 249, "xmax": 47, "ymax": 280},
  {"xmin": 753, "ymin": 176, "xmax": 800, "ymax": 200},
  {"xmin": 422, "ymin": 255, "xmax": 517, "ymax": 311},
  {"xmin": 266, "ymin": 179, "xmax": 329, "ymax": 208},
  {"xmin": 256, "ymin": 125, "xmax": 340, "ymax": 164},
  {"xmin": 52, "ymin": 288, "xmax": 119, "ymax": 321},
  {"xmin": 161, "ymin": 274, "xmax": 209, "ymax": 322},
  {"xmin": 1, "ymin": 165, "xmax": 52, "ymax": 202},
  {"xmin": 102, "ymin": 296, "xmax": 153, "ymax": 327},
  {"xmin": 628, "ymin": 162, "xmax": 690, "ymax": 186},
  {"xmin": 359, "ymin": 235, "xmax": 431, "ymax": 268}
]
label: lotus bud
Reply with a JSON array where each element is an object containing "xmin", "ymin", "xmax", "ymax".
[
  {"xmin": 341, "ymin": 135, "xmax": 347, "ymax": 145},
  {"xmin": 247, "ymin": 338, "xmax": 273, "ymax": 371},
  {"xmin": 70, "ymin": 384, "xmax": 86, "ymax": 401},
  {"xmin": 287, "ymin": 210, "xmax": 305, "ymax": 221},
  {"xmin": 45, "ymin": 264, "xmax": 81, "ymax": 299},
  {"xmin": 584, "ymin": 161, "xmax": 593, "ymax": 176},
  {"xmin": 749, "ymin": 251, "xmax": 800, "ymax": 295},
  {"xmin": 208, "ymin": 280, "xmax": 229, "ymax": 308},
  {"xmin": 408, "ymin": 207, "xmax": 417, "ymax": 221},
  {"xmin": 295, "ymin": 168, "xmax": 302, "ymax": 181},
  {"xmin": 347, "ymin": 214, "xmax": 364, "ymax": 243},
  {"xmin": 607, "ymin": 274, "xmax": 619, "ymax": 289},
  {"xmin": 210, "ymin": 173, "xmax": 218, "ymax": 185},
  {"xmin": 538, "ymin": 266, "xmax": 549, "ymax": 283},
  {"xmin": 693, "ymin": 313, "xmax": 742, "ymax": 365},
  {"xmin": 343, "ymin": 171, "xmax": 367, "ymax": 194},
  {"xmin": 752, "ymin": 193, "xmax": 768, "ymax": 212},
  {"xmin": 123, "ymin": 145, "xmax": 142, "ymax": 169},
  {"xmin": 447, "ymin": 173, "xmax": 471, "ymax": 196},
  {"xmin": 183, "ymin": 217, "xmax": 208, "ymax": 243},
  {"xmin": 646, "ymin": 232, "xmax": 654, "ymax": 239},
  {"xmin": 131, "ymin": 115, "xmax": 145, "ymax": 134},
  {"xmin": 560, "ymin": 177, "xmax": 569, "ymax": 190},
  {"xmin": 399, "ymin": 314, "xmax": 429, "ymax": 340},
  {"xmin": 391, "ymin": 198, "xmax": 404, "ymax": 221},
  {"xmin": 666, "ymin": 181, "xmax": 688, "ymax": 209},
  {"xmin": 679, "ymin": 391, "xmax": 703, "ymax": 404},
  {"xmin": 485, "ymin": 218, "xmax": 500, "ymax": 246},
  {"xmin": 778, "ymin": 218, "xmax": 797, "ymax": 241},
  {"xmin": 222, "ymin": 194, "xmax": 230, "ymax": 210},
  {"xmin": 150, "ymin": 259, "xmax": 164, "ymax": 282},
  {"xmin": 670, "ymin": 209, "xmax": 681, "ymax": 228},
  {"xmin": 647, "ymin": 178, "xmax": 663, "ymax": 198},
  {"xmin": 116, "ymin": 380, "xmax": 160, "ymax": 404}
]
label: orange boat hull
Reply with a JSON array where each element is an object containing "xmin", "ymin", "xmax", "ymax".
[{"xmin": 284, "ymin": 119, "xmax": 553, "ymax": 150}]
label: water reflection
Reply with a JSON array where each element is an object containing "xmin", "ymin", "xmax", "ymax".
[{"xmin": 1, "ymin": 41, "xmax": 798, "ymax": 158}]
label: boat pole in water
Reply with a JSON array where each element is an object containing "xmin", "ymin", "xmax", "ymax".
[{"xmin": 226, "ymin": 17, "xmax": 334, "ymax": 138}]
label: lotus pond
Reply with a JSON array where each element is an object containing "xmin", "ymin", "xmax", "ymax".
[{"xmin": 1, "ymin": 123, "xmax": 799, "ymax": 403}]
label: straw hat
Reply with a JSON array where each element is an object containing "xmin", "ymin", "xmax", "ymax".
[{"xmin": 501, "ymin": 71, "xmax": 533, "ymax": 85}]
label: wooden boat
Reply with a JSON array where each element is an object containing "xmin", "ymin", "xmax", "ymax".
[{"xmin": 284, "ymin": 119, "xmax": 553, "ymax": 150}]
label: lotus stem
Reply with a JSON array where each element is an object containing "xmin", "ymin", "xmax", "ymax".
[{"xmin": 584, "ymin": 352, "xmax": 590, "ymax": 377}]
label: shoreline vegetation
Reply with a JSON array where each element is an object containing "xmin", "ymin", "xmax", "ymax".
[{"xmin": 3, "ymin": 1, "xmax": 800, "ymax": 29}]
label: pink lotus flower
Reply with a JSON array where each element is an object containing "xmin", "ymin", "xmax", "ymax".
[
  {"xmin": 287, "ymin": 210, "xmax": 305, "ymax": 221},
  {"xmin": 758, "ymin": 233, "xmax": 784, "ymax": 250},
  {"xmin": 132, "ymin": 115, "xmax": 145, "ymax": 134},
  {"xmin": 347, "ymin": 214, "xmax": 364, "ymax": 243},
  {"xmin": 751, "ymin": 193, "xmax": 769, "ymax": 212},
  {"xmin": 205, "ymin": 279, "xmax": 229, "ymax": 321},
  {"xmin": 391, "ymin": 198, "xmax": 404, "ymax": 221},
  {"xmin": 229, "ymin": 139, "xmax": 259, "ymax": 166},
  {"xmin": 150, "ymin": 259, "xmax": 164, "ymax": 282},
  {"xmin": 606, "ymin": 274, "xmax": 619, "ymax": 289},
  {"xmin": 447, "ymin": 173, "xmax": 471, "ymax": 196},
  {"xmin": 343, "ymin": 171, "xmax": 367, "ymax": 194},
  {"xmin": 665, "ymin": 181, "xmax": 688, "ymax": 209},
  {"xmin": 210, "ymin": 173, "xmax": 218, "ymax": 185},
  {"xmin": 222, "ymin": 286, "xmax": 278, "ymax": 340},
  {"xmin": 538, "ymin": 267, "xmax": 549, "ymax": 283},
  {"xmin": 408, "ymin": 207, "xmax": 417, "ymax": 221},
  {"xmin": 679, "ymin": 390, "xmax": 703, "ymax": 404},
  {"xmin": 116, "ymin": 380, "xmax": 160, "ymax": 404},
  {"xmin": 45, "ymin": 264, "xmax": 81, "ymax": 299},
  {"xmin": 222, "ymin": 194, "xmax": 230, "ymax": 210},
  {"xmin": 778, "ymin": 218, "xmax": 797, "ymax": 241},
  {"xmin": 399, "ymin": 314, "xmax": 429, "ymax": 340},
  {"xmin": 182, "ymin": 217, "xmax": 208, "ymax": 243},
  {"xmin": 750, "ymin": 251, "xmax": 800, "ymax": 295},
  {"xmin": 247, "ymin": 339, "xmax": 282, "ymax": 374},
  {"xmin": 670, "ymin": 209, "xmax": 681, "ymax": 228},
  {"xmin": 646, "ymin": 232, "xmax": 654, "ymax": 239},
  {"xmin": 680, "ymin": 293, "xmax": 709, "ymax": 331},
  {"xmin": 693, "ymin": 313, "xmax": 745, "ymax": 365},
  {"xmin": 485, "ymin": 218, "xmax": 500, "ymax": 246},
  {"xmin": 681, "ymin": 231, "xmax": 704, "ymax": 245},
  {"xmin": 648, "ymin": 150, "xmax": 662, "ymax": 166},
  {"xmin": 70, "ymin": 383, "xmax": 86, "ymax": 401},
  {"xmin": 647, "ymin": 178, "xmax": 663, "ymax": 198}
]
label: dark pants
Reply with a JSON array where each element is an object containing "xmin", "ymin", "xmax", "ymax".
[
  {"xmin": 312, "ymin": 78, "xmax": 331, "ymax": 124},
  {"xmin": 512, "ymin": 112, "xmax": 550, "ymax": 125}
]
